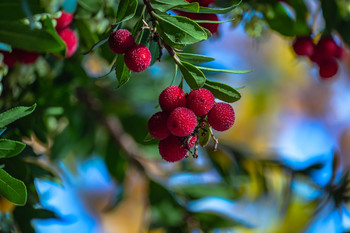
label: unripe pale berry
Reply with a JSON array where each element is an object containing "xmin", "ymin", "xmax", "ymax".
[
  {"xmin": 147, "ymin": 112, "xmax": 170, "ymax": 140},
  {"xmin": 187, "ymin": 88, "xmax": 215, "ymax": 116},
  {"xmin": 55, "ymin": 11, "xmax": 73, "ymax": 31},
  {"xmin": 316, "ymin": 36, "xmax": 338, "ymax": 58},
  {"xmin": 167, "ymin": 107, "xmax": 197, "ymax": 137},
  {"xmin": 159, "ymin": 86, "xmax": 186, "ymax": 112},
  {"xmin": 13, "ymin": 49, "xmax": 39, "ymax": 64},
  {"xmin": 293, "ymin": 37, "xmax": 314, "ymax": 57},
  {"xmin": 58, "ymin": 28, "xmax": 78, "ymax": 58},
  {"xmin": 1, "ymin": 51, "xmax": 16, "ymax": 67},
  {"xmin": 108, "ymin": 29, "xmax": 134, "ymax": 54},
  {"xmin": 208, "ymin": 102, "xmax": 235, "ymax": 131},
  {"xmin": 318, "ymin": 57, "xmax": 338, "ymax": 79},
  {"xmin": 158, "ymin": 135, "xmax": 188, "ymax": 162},
  {"xmin": 124, "ymin": 44, "xmax": 151, "ymax": 72}
]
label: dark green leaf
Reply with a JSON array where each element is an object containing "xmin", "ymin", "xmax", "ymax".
[
  {"xmin": 198, "ymin": 123, "xmax": 210, "ymax": 147},
  {"xmin": 264, "ymin": 3, "xmax": 296, "ymax": 37},
  {"xmin": 115, "ymin": 54, "xmax": 131, "ymax": 88},
  {"xmin": 41, "ymin": 17, "xmax": 67, "ymax": 57},
  {"xmin": 149, "ymin": 39, "xmax": 160, "ymax": 65},
  {"xmin": 0, "ymin": 104, "xmax": 36, "ymax": 128},
  {"xmin": 0, "ymin": 139, "xmax": 26, "ymax": 159},
  {"xmin": 203, "ymin": 80, "xmax": 241, "ymax": 102},
  {"xmin": 195, "ymin": 212, "xmax": 242, "ymax": 230},
  {"xmin": 0, "ymin": 0, "xmax": 44, "ymax": 21},
  {"xmin": 83, "ymin": 24, "xmax": 119, "ymax": 54},
  {"xmin": 77, "ymin": 0, "xmax": 101, "ymax": 13},
  {"xmin": 177, "ymin": 52, "xmax": 215, "ymax": 64},
  {"xmin": 337, "ymin": 20, "xmax": 350, "ymax": 47},
  {"xmin": 197, "ymin": 66, "xmax": 251, "ymax": 74},
  {"xmin": 116, "ymin": 0, "xmax": 138, "ymax": 24},
  {"xmin": 173, "ymin": 184, "xmax": 236, "ymax": 199},
  {"xmin": 75, "ymin": 19, "xmax": 99, "ymax": 50},
  {"xmin": 178, "ymin": 61, "xmax": 206, "ymax": 90},
  {"xmin": 196, "ymin": 0, "xmax": 241, "ymax": 14},
  {"xmin": 144, "ymin": 133, "xmax": 155, "ymax": 142},
  {"xmin": 0, "ymin": 168, "xmax": 27, "ymax": 205},
  {"xmin": 151, "ymin": 0, "xmax": 199, "ymax": 12},
  {"xmin": 155, "ymin": 12, "xmax": 207, "ymax": 48},
  {"xmin": 320, "ymin": 0, "xmax": 340, "ymax": 32}
]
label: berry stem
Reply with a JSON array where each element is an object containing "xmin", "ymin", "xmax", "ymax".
[{"xmin": 209, "ymin": 127, "xmax": 218, "ymax": 151}]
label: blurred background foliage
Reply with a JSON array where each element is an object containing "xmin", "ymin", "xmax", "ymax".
[{"xmin": 1, "ymin": 0, "xmax": 350, "ymax": 232}]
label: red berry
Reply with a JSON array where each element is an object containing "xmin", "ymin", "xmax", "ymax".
[
  {"xmin": 108, "ymin": 29, "xmax": 134, "ymax": 54},
  {"xmin": 293, "ymin": 37, "xmax": 314, "ymax": 57},
  {"xmin": 318, "ymin": 57, "xmax": 338, "ymax": 79},
  {"xmin": 158, "ymin": 135, "xmax": 188, "ymax": 162},
  {"xmin": 186, "ymin": 0, "xmax": 215, "ymax": 7},
  {"xmin": 58, "ymin": 28, "xmax": 78, "ymax": 58},
  {"xmin": 310, "ymin": 50, "xmax": 323, "ymax": 65},
  {"xmin": 159, "ymin": 86, "xmax": 187, "ymax": 112},
  {"xmin": 147, "ymin": 112, "xmax": 170, "ymax": 140},
  {"xmin": 13, "ymin": 49, "xmax": 39, "ymax": 64},
  {"xmin": 124, "ymin": 44, "xmax": 151, "ymax": 72},
  {"xmin": 55, "ymin": 11, "xmax": 73, "ymax": 31},
  {"xmin": 187, "ymin": 88, "xmax": 215, "ymax": 116},
  {"xmin": 1, "ymin": 51, "xmax": 16, "ymax": 67},
  {"xmin": 335, "ymin": 46, "xmax": 346, "ymax": 59},
  {"xmin": 185, "ymin": 135, "xmax": 197, "ymax": 149},
  {"xmin": 208, "ymin": 103, "xmax": 235, "ymax": 131},
  {"xmin": 167, "ymin": 107, "xmax": 197, "ymax": 137},
  {"xmin": 316, "ymin": 36, "xmax": 338, "ymax": 58}
]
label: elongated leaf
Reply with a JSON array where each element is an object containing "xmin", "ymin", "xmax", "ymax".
[
  {"xmin": 151, "ymin": 0, "xmax": 199, "ymax": 12},
  {"xmin": 197, "ymin": 66, "xmax": 251, "ymax": 74},
  {"xmin": 83, "ymin": 24, "xmax": 119, "ymax": 54},
  {"xmin": 0, "ymin": 104, "xmax": 36, "ymax": 128},
  {"xmin": 194, "ymin": 18, "xmax": 234, "ymax": 24},
  {"xmin": 155, "ymin": 12, "xmax": 207, "ymax": 48},
  {"xmin": 115, "ymin": 54, "xmax": 130, "ymax": 88},
  {"xmin": 0, "ymin": 139, "xmax": 26, "ymax": 159},
  {"xmin": 173, "ymin": 184, "xmax": 236, "ymax": 199},
  {"xmin": 264, "ymin": 3, "xmax": 296, "ymax": 37},
  {"xmin": 41, "ymin": 18, "xmax": 66, "ymax": 57},
  {"xmin": 177, "ymin": 52, "xmax": 214, "ymax": 64},
  {"xmin": 75, "ymin": 19, "xmax": 99, "ymax": 50},
  {"xmin": 116, "ymin": 0, "xmax": 138, "ymax": 24},
  {"xmin": 196, "ymin": 0, "xmax": 241, "ymax": 14},
  {"xmin": 178, "ymin": 61, "xmax": 206, "ymax": 90},
  {"xmin": 0, "ymin": 168, "xmax": 27, "ymax": 205},
  {"xmin": 198, "ymin": 123, "xmax": 210, "ymax": 147},
  {"xmin": 0, "ymin": 0, "xmax": 44, "ymax": 21},
  {"xmin": 203, "ymin": 80, "xmax": 240, "ymax": 102},
  {"xmin": 0, "ymin": 21, "xmax": 65, "ymax": 54}
]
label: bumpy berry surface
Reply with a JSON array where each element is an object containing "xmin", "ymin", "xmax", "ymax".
[
  {"xmin": 108, "ymin": 29, "xmax": 134, "ymax": 54},
  {"xmin": 187, "ymin": 88, "xmax": 215, "ymax": 116},
  {"xmin": 159, "ymin": 86, "xmax": 186, "ymax": 112},
  {"xmin": 147, "ymin": 112, "xmax": 170, "ymax": 140},
  {"xmin": 1, "ymin": 51, "xmax": 16, "ymax": 67},
  {"xmin": 293, "ymin": 37, "xmax": 314, "ymax": 57},
  {"xmin": 55, "ymin": 11, "xmax": 73, "ymax": 31},
  {"xmin": 58, "ymin": 28, "xmax": 78, "ymax": 58},
  {"xmin": 318, "ymin": 57, "xmax": 338, "ymax": 79},
  {"xmin": 208, "ymin": 103, "xmax": 235, "ymax": 131},
  {"xmin": 316, "ymin": 36, "xmax": 337, "ymax": 58},
  {"xmin": 158, "ymin": 135, "xmax": 188, "ymax": 162},
  {"xmin": 13, "ymin": 49, "xmax": 39, "ymax": 64},
  {"xmin": 167, "ymin": 107, "xmax": 197, "ymax": 137},
  {"xmin": 124, "ymin": 44, "xmax": 151, "ymax": 72}
]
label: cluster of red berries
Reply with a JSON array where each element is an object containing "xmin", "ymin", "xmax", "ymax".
[
  {"xmin": 108, "ymin": 29, "xmax": 151, "ymax": 72},
  {"xmin": 147, "ymin": 86, "xmax": 235, "ymax": 162},
  {"xmin": 293, "ymin": 35, "xmax": 346, "ymax": 79},
  {"xmin": 176, "ymin": 0, "xmax": 219, "ymax": 34},
  {"xmin": 1, "ymin": 49, "xmax": 40, "ymax": 68},
  {"xmin": 55, "ymin": 11, "xmax": 78, "ymax": 58}
]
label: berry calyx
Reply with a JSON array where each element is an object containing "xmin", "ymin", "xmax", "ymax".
[
  {"xmin": 318, "ymin": 57, "xmax": 338, "ymax": 79},
  {"xmin": 167, "ymin": 107, "xmax": 197, "ymax": 137},
  {"xmin": 293, "ymin": 37, "xmax": 314, "ymax": 57},
  {"xmin": 316, "ymin": 36, "xmax": 338, "ymax": 58},
  {"xmin": 108, "ymin": 29, "xmax": 134, "ymax": 54},
  {"xmin": 13, "ymin": 49, "xmax": 39, "ymax": 64},
  {"xmin": 124, "ymin": 44, "xmax": 151, "ymax": 72},
  {"xmin": 187, "ymin": 88, "xmax": 215, "ymax": 116},
  {"xmin": 159, "ymin": 86, "xmax": 187, "ymax": 112},
  {"xmin": 147, "ymin": 112, "xmax": 170, "ymax": 140},
  {"xmin": 58, "ymin": 28, "xmax": 78, "ymax": 58},
  {"xmin": 158, "ymin": 135, "xmax": 188, "ymax": 162},
  {"xmin": 208, "ymin": 102, "xmax": 235, "ymax": 131},
  {"xmin": 55, "ymin": 11, "xmax": 73, "ymax": 31}
]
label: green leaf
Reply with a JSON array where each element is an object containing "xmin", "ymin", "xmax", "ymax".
[
  {"xmin": 195, "ymin": 212, "xmax": 243, "ymax": 230},
  {"xmin": 83, "ymin": 24, "xmax": 119, "ymax": 55},
  {"xmin": 77, "ymin": 0, "xmax": 101, "ymax": 13},
  {"xmin": 198, "ymin": 123, "xmax": 210, "ymax": 147},
  {"xmin": 196, "ymin": 0, "xmax": 241, "ymax": 14},
  {"xmin": 178, "ymin": 61, "xmax": 206, "ymax": 90},
  {"xmin": 155, "ymin": 12, "xmax": 207, "ymax": 48},
  {"xmin": 194, "ymin": 18, "xmax": 235, "ymax": 24},
  {"xmin": 320, "ymin": 0, "xmax": 340, "ymax": 32},
  {"xmin": 149, "ymin": 39, "xmax": 160, "ymax": 65},
  {"xmin": 151, "ymin": 0, "xmax": 199, "ymax": 12},
  {"xmin": 197, "ymin": 66, "xmax": 251, "ymax": 74},
  {"xmin": 203, "ymin": 80, "xmax": 241, "ymax": 102},
  {"xmin": 115, "ymin": 54, "xmax": 131, "ymax": 88},
  {"xmin": 116, "ymin": 0, "xmax": 138, "ymax": 24},
  {"xmin": 0, "ymin": 0, "xmax": 44, "ymax": 21},
  {"xmin": 173, "ymin": 184, "xmax": 236, "ymax": 199},
  {"xmin": 0, "ymin": 168, "xmax": 27, "ymax": 205},
  {"xmin": 337, "ymin": 20, "xmax": 350, "ymax": 47},
  {"xmin": 41, "ymin": 17, "xmax": 66, "ymax": 57},
  {"xmin": 75, "ymin": 19, "xmax": 99, "ymax": 50},
  {"xmin": 0, "ymin": 139, "xmax": 26, "ymax": 159},
  {"xmin": 264, "ymin": 3, "xmax": 296, "ymax": 37},
  {"xmin": 177, "ymin": 52, "xmax": 215, "ymax": 64},
  {"xmin": 0, "ymin": 21, "xmax": 65, "ymax": 54},
  {"xmin": 144, "ymin": 133, "xmax": 154, "ymax": 142},
  {"xmin": 0, "ymin": 104, "xmax": 36, "ymax": 128}
]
